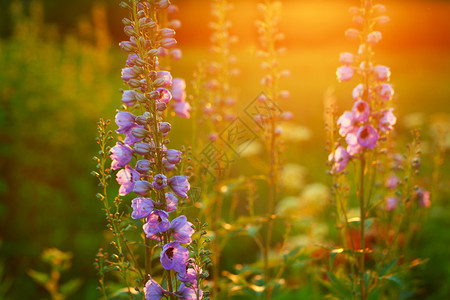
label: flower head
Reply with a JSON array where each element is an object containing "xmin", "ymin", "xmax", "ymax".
[
  {"xmin": 352, "ymin": 100, "xmax": 370, "ymax": 122},
  {"xmin": 166, "ymin": 149, "xmax": 182, "ymax": 164},
  {"xmin": 357, "ymin": 125, "xmax": 379, "ymax": 149},
  {"xmin": 144, "ymin": 278, "xmax": 167, "ymax": 300},
  {"xmin": 133, "ymin": 180, "xmax": 153, "ymax": 196},
  {"xmin": 379, "ymin": 108, "xmax": 396, "ymax": 132},
  {"xmin": 152, "ymin": 174, "xmax": 168, "ymax": 190},
  {"xmin": 110, "ymin": 142, "xmax": 133, "ymax": 170},
  {"xmin": 131, "ymin": 197, "xmax": 154, "ymax": 219},
  {"xmin": 414, "ymin": 187, "xmax": 431, "ymax": 208},
  {"xmin": 168, "ymin": 176, "xmax": 190, "ymax": 198},
  {"xmin": 143, "ymin": 210, "xmax": 170, "ymax": 239},
  {"xmin": 165, "ymin": 193, "xmax": 178, "ymax": 212},
  {"xmin": 336, "ymin": 65, "xmax": 354, "ymax": 82},
  {"xmin": 160, "ymin": 241, "xmax": 189, "ymax": 274},
  {"xmin": 169, "ymin": 215, "xmax": 194, "ymax": 244},
  {"xmin": 331, "ymin": 146, "xmax": 350, "ymax": 173},
  {"xmin": 116, "ymin": 165, "xmax": 140, "ymax": 196},
  {"xmin": 115, "ymin": 111, "xmax": 136, "ymax": 134},
  {"xmin": 373, "ymin": 65, "xmax": 391, "ymax": 82}
]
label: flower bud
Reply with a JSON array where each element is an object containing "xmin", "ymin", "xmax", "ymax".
[
  {"xmin": 367, "ymin": 31, "xmax": 382, "ymax": 45},
  {"xmin": 131, "ymin": 127, "xmax": 150, "ymax": 139},
  {"xmin": 135, "ymin": 93, "xmax": 147, "ymax": 103},
  {"xmin": 166, "ymin": 149, "xmax": 182, "ymax": 164},
  {"xmin": 119, "ymin": 41, "xmax": 135, "ymax": 52},
  {"xmin": 339, "ymin": 52, "xmax": 354, "ymax": 65},
  {"xmin": 135, "ymin": 115, "xmax": 149, "ymax": 126},
  {"xmin": 128, "ymin": 79, "xmax": 141, "ymax": 88},
  {"xmin": 122, "ymin": 18, "xmax": 132, "ymax": 26},
  {"xmin": 122, "ymin": 90, "xmax": 138, "ymax": 107},
  {"xmin": 160, "ymin": 38, "xmax": 177, "ymax": 49},
  {"xmin": 168, "ymin": 20, "xmax": 181, "ymax": 30},
  {"xmin": 345, "ymin": 28, "xmax": 360, "ymax": 40},
  {"xmin": 134, "ymin": 180, "xmax": 153, "ymax": 196},
  {"xmin": 136, "ymin": 160, "xmax": 152, "ymax": 173},
  {"xmin": 157, "ymin": 0, "xmax": 170, "ymax": 9},
  {"xmin": 169, "ymin": 48, "xmax": 182, "ymax": 61},
  {"xmin": 375, "ymin": 16, "xmax": 390, "ymax": 25},
  {"xmin": 159, "ymin": 122, "xmax": 171, "ymax": 135},
  {"xmin": 124, "ymin": 25, "xmax": 135, "ymax": 37},
  {"xmin": 134, "ymin": 142, "xmax": 151, "ymax": 155},
  {"xmin": 147, "ymin": 48, "xmax": 159, "ymax": 57},
  {"xmin": 156, "ymin": 102, "xmax": 167, "ymax": 111},
  {"xmin": 336, "ymin": 66, "xmax": 354, "ymax": 82},
  {"xmin": 160, "ymin": 28, "xmax": 176, "ymax": 38},
  {"xmin": 373, "ymin": 4, "xmax": 387, "ymax": 14},
  {"xmin": 153, "ymin": 78, "xmax": 166, "ymax": 88}
]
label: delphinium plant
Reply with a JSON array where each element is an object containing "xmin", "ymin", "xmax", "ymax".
[
  {"xmin": 93, "ymin": 1, "xmax": 207, "ymax": 299},
  {"xmin": 254, "ymin": 1, "xmax": 292, "ymax": 299},
  {"xmin": 326, "ymin": 1, "xmax": 431, "ymax": 299}
]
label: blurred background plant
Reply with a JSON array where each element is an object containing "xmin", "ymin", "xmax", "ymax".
[{"xmin": 0, "ymin": 0, "xmax": 449, "ymax": 299}]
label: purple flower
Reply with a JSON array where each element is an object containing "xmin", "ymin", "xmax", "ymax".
[
  {"xmin": 377, "ymin": 83, "xmax": 394, "ymax": 101},
  {"xmin": 134, "ymin": 142, "xmax": 151, "ymax": 155},
  {"xmin": 352, "ymin": 83, "xmax": 364, "ymax": 100},
  {"xmin": 177, "ymin": 265, "xmax": 198, "ymax": 285},
  {"xmin": 116, "ymin": 165, "xmax": 140, "ymax": 196},
  {"xmin": 173, "ymin": 101, "xmax": 191, "ymax": 118},
  {"xmin": 379, "ymin": 108, "xmax": 397, "ymax": 132},
  {"xmin": 166, "ymin": 149, "xmax": 182, "ymax": 164},
  {"xmin": 331, "ymin": 146, "xmax": 350, "ymax": 173},
  {"xmin": 171, "ymin": 78, "xmax": 186, "ymax": 102},
  {"xmin": 385, "ymin": 196, "xmax": 398, "ymax": 211},
  {"xmin": 115, "ymin": 111, "xmax": 136, "ymax": 134},
  {"xmin": 336, "ymin": 65, "xmax": 354, "ymax": 82},
  {"xmin": 168, "ymin": 176, "xmax": 190, "ymax": 198},
  {"xmin": 163, "ymin": 158, "xmax": 176, "ymax": 172},
  {"xmin": 414, "ymin": 187, "xmax": 431, "ymax": 208},
  {"xmin": 357, "ymin": 125, "xmax": 379, "ymax": 149},
  {"xmin": 367, "ymin": 31, "xmax": 382, "ymax": 45},
  {"xmin": 159, "ymin": 122, "xmax": 171, "ymax": 136},
  {"xmin": 165, "ymin": 192, "xmax": 178, "ymax": 212},
  {"xmin": 126, "ymin": 53, "xmax": 138, "ymax": 67},
  {"xmin": 373, "ymin": 65, "xmax": 391, "ymax": 82},
  {"xmin": 144, "ymin": 278, "xmax": 167, "ymax": 300},
  {"xmin": 110, "ymin": 142, "xmax": 133, "ymax": 170},
  {"xmin": 177, "ymin": 283, "xmax": 203, "ymax": 300},
  {"xmin": 121, "ymin": 67, "xmax": 139, "ymax": 82},
  {"xmin": 160, "ymin": 241, "xmax": 189, "ymax": 274},
  {"xmin": 169, "ymin": 215, "xmax": 194, "ymax": 244},
  {"xmin": 121, "ymin": 90, "xmax": 138, "ymax": 107},
  {"xmin": 143, "ymin": 210, "xmax": 170, "ymax": 239},
  {"xmin": 337, "ymin": 111, "xmax": 358, "ymax": 137},
  {"xmin": 385, "ymin": 175, "xmax": 400, "ymax": 189},
  {"xmin": 155, "ymin": 88, "xmax": 172, "ymax": 103},
  {"xmin": 124, "ymin": 124, "xmax": 145, "ymax": 145},
  {"xmin": 152, "ymin": 174, "xmax": 168, "ymax": 190},
  {"xmin": 135, "ymin": 159, "xmax": 152, "ymax": 174},
  {"xmin": 352, "ymin": 100, "xmax": 370, "ymax": 122},
  {"xmin": 347, "ymin": 143, "xmax": 362, "ymax": 156},
  {"xmin": 133, "ymin": 180, "xmax": 153, "ymax": 196},
  {"xmin": 131, "ymin": 197, "xmax": 154, "ymax": 219},
  {"xmin": 339, "ymin": 52, "xmax": 354, "ymax": 65},
  {"xmin": 156, "ymin": 71, "xmax": 173, "ymax": 87}
]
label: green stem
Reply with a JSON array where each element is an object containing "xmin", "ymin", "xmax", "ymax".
[{"xmin": 359, "ymin": 155, "xmax": 366, "ymax": 300}]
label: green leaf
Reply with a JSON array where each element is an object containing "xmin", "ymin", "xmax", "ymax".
[
  {"xmin": 379, "ymin": 258, "xmax": 398, "ymax": 276},
  {"xmin": 60, "ymin": 278, "xmax": 82, "ymax": 296},
  {"xmin": 384, "ymin": 275, "xmax": 404, "ymax": 287},
  {"xmin": 27, "ymin": 269, "xmax": 50, "ymax": 285},
  {"xmin": 325, "ymin": 272, "xmax": 353, "ymax": 299}
]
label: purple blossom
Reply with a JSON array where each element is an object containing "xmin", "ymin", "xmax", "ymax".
[
  {"xmin": 163, "ymin": 158, "xmax": 176, "ymax": 172},
  {"xmin": 352, "ymin": 100, "xmax": 370, "ymax": 122},
  {"xmin": 169, "ymin": 215, "xmax": 194, "ymax": 244},
  {"xmin": 357, "ymin": 125, "xmax": 379, "ymax": 149},
  {"xmin": 336, "ymin": 65, "xmax": 354, "ymax": 82},
  {"xmin": 168, "ymin": 176, "xmax": 190, "ymax": 198},
  {"xmin": 414, "ymin": 187, "xmax": 431, "ymax": 208},
  {"xmin": 331, "ymin": 146, "xmax": 350, "ymax": 173},
  {"xmin": 377, "ymin": 83, "xmax": 394, "ymax": 101},
  {"xmin": 144, "ymin": 278, "xmax": 167, "ymax": 300},
  {"xmin": 177, "ymin": 283, "xmax": 203, "ymax": 300},
  {"xmin": 385, "ymin": 196, "xmax": 398, "ymax": 211},
  {"xmin": 159, "ymin": 122, "xmax": 171, "ymax": 136},
  {"xmin": 115, "ymin": 111, "xmax": 136, "ymax": 134},
  {"xmin": 134, "ymin": 142, "xmax": 151, "ymax": 155},
  {"xmin": 385, "ymin": 174, "xmax": 400, "ymax": 189},
  {"xmin": 373, "ymin": 65, "xmax": 391, "ymax": 82},
  {"xmin": 110, "ymin": 142, "xmax": 133, "ymax": 170},
  {"xmin": 136, "ymin": 159, "xmax": 152, "ymax": 174},
  {"xmin": 124, "ymin": 124, "xmax": 145, "ymax": 145},
  {"xmin": 143, "ymin": 210, "xmax": 170, "ymax": 239},
  {"xmin": 122, "ymin": 90, "xmax": 138, "ymax": 106},
  {"xmin": 352, "ymin": 83, "xmax": 364, "ymax": 100},
  {"xmin": 160, "ymin": 241, "xmax": 189, "ymax": 275},
  {"xmin": 347, "ymin": 143, "xmax": 362, "ymax": 156},
  {"xmin": 126, "ymin": 53, "xmax": 138, "ymax": 67},
  {"xmin": 131, "ymin": 197, "xmax": 154, "ymax": 219},
  {"xmin": 171, "ymin": 78, "xmax": 186, "ymax": 102},
  {"xmin": 166, "ymin": 149, "xmax": 182, "ymax": 164},
  {"xmin": 337, "ymin": 111, "xmax": 358, "ymax": 137},
  {"xmin": 155, "ymin": 88, "xmax": 172, "ymax": 103},
  {"xmin": 339, "ymin": 52, "xmax": 354, "ymax": 65},
  {"xmin": 116, "ymin": 165, "xmax": 140, "ymax": 196},
  {"xmin": 133, "ymin": 180, "xmax": 153, "ymax": 196},
  {"xmin": 173, "ymin": 101, "xmax": 191, "ymax": 119},
  {"xmin": 152, "ymin": 174, "xmax": 168, "ymax": 190},
  {"xmin": 121, "ymin": 67, "xmax": 139, "ymax": 82},
  {"xmin": 156, "ymin": 71, "xmax": 173, "ymax": 87},
  {"xmin": 379, "ymin": 108, "xmax": 397, "ymax": 132},
  {"xmin": 165, "ymin": 192, "xmax": 178, "ymax": 212},
  {"xmin": 177, "ymin": 265, "xmax": 198, "ymax": 285}
]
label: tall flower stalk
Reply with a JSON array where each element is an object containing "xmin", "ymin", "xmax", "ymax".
[
  {"xmin": 97, "ymin": 0, "xmax": 203, "ymax": 298},
  {"xmin": 255, "ymin": 1, "xmax": 291, "ymax": 298}
]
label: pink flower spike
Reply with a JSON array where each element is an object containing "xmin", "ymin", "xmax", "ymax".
[{"xmin": 352, "ymin": 100, "xmax": 370, "ymax": 122}]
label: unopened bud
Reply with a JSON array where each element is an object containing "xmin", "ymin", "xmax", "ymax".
[
  {"xmin": 131, "ymin": 127, "xmax": 150, "ymax": 139},
  {"xmin": 122, "ymin": 18, "xmax": 132, "ymax": 26},
  {"xmin": 128, "ymin": 79, "xmax": 141, "ymax": 88},
  {"xmin": 124, "ymin": 25, "xmax": 135, "ymax": 37},
  {"xmin": 153, "ymin": 78, "xmax": 166, "ymax": 88},
  {"xmin": 160, "ymin": 38, "xmax": 177, "ymax": 48},
  {"xmin": 345, "ymin": 28, "xmax": 360, "ymax": 40}
]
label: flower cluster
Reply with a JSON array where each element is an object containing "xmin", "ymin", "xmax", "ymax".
[
  {"xmin": 114, "ymin": 1, "xmax": 201, "ymax": 298},
  {"xmin": 330, "ymin": 2, "xmax": 396, "ymax": 173}
]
